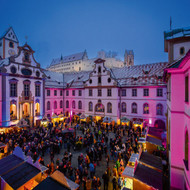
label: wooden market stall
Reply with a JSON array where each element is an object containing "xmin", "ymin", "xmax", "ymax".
[
  {"xmin": 34, "ymin": 170, "xmax": 79, "ymax": 190},
  {"xmin": 0, "ymin": 147, "xmax": 46, "ymax": 190},
  {"xmin": 146, "ymin": 136, "xmax": 163, "ymax": 154},
  {"xmin": 120, "ymin": 116, "xmax": 130, "ymax": 126},
  {"xmin": 122, "ymin": 162, "xmax": 163, "ymax": 190},
  {"xmin": 41, "ymin": 117, "xmax": 50, "ymax": 127}
]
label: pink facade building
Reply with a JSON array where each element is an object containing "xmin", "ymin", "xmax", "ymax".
[{"xmin": 164, "ymin": 27, "xmax": 190, "ymax": 190}]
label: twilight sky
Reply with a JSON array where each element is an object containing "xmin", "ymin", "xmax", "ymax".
[{"xmin": 0, "ymin": 0, "xmax": 190, "ymax": 68}]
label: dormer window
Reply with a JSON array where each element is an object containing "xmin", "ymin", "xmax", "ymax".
[
  {"xmin": 9, "ymin": 42, "xmax": 14, "ymax": 48},
  {"xmin": 180, "ymin": 47, "xmax": 185, "ymax": 55},
  {"xmin": 98, "ymin": 66, "xmax": 101, "ymax": 73},
  {"xmin": 25, "ymin": 52, "xmax": 30, "ymax": 62}
]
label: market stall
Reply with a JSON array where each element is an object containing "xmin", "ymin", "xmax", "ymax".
[
  {"xmin": 137, "ymin": 137, "xmax": 146, "ymax": 151},
  {"xmin": 34, "ymin": 170, "xmax": 79, "ymax": 190},
  {"xmin": 58, "ymin": 114, "xmax": 67, "ymax": 123},
  {"xmin": 146, "ymin": 136, "xmax": 163, "ymax": 154},
  {"xmin": 51, "ymin": 114, "xmax": 59, "ymax": 126},
  {"xmin": 121, "ymin": 162, "xmax": 162, "ymax": 190},
  {"xmin": 80, "ymin": 113, "xmax": 87, "ymax": 123},
  {"xmin": 41, "ymin": 117, "xmax": 50, "ymax": 127},
  {"xmin": 127, "ymin": 153, "xmax": 139, "ymax": 167},
  {"xmin": 120, "ymin": 116, "xmax": 130, "ymax": 126}
]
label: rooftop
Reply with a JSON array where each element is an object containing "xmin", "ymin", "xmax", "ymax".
[
  {"xmin": 134, "ymin": 163, "xmax": 162, "ymax": 190},
  {"xmin": 164, "ymin": 26, "xmax": 190, "ymax": 40},
  {"xmin": 49, "ymin": 51, "xmax": 87, "ymax": 67}
]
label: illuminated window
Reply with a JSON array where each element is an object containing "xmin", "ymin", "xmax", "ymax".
[{"xmin": 143, "ymin": 103, "xmax": 149, "ymax": 114}]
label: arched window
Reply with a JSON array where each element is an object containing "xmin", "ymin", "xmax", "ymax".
[
  {"xmin": 132, "ymin": 102, "xmax": 137, "ymax": 114},
  {"xmin": 60, "ymin": 100, "xmax": 63, "ymax": 108},
  {"xmin": 72, "ymin": 101, "xmax": 75, "ymax": 109},
  {"xmin": 185, "ymin": 131, "xmax": 189, "ymax": 170},
  {"xmin": 143, "ymin": 103, "xmax": 149, "ymax": 114},
  {"xmin": 89, "ymin": 102, "xmax": 93, "ymax": 111},
  {"xmin": 54, "ymin": 101, "xmax": 57, "ymax": 109},
  {"xmin": 47, "ymin": 101, "xmax": 50, "ymax": 110},
  {"xmin": 156, "ymin": 104, "xmax": 163, "ymax": 115},
  {"xmin": 121, "ymin": 102, "xmax": 126, "ymax": 113},
  {"xmin": 78, "ymin": 101, "xmax": 82, "ymax": 109},
  {"xmin": 107, "ymin": 102, "xmax": 112, "ymax": 113},
  {"xmin": 10, "ymin": 100, "xmax": 17, "ymax": 120},
  {"xmin": 66, "ymin": 100, "xmax": 69, "ymax": 108}
]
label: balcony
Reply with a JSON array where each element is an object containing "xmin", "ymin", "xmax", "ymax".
[
  {"xmin": 35, "ymin": 112, "xmax": 40, "ymax": 116},
  {"xmin": 10, "ymin": 115, "xmax": 17, "ymax": 121}
]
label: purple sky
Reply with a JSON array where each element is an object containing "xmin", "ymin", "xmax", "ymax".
[{"xmin": 0, "ymin": 0, "xmax": 190, "ymax": 68}]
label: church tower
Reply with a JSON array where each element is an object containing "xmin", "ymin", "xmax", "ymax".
[
  {"xmin": 0, "ymin": 27, "xmax": 19, "ymax": 59},
  {"xmin": 124, "ymin": 50, "xmax": 134, "ymax": 66}
]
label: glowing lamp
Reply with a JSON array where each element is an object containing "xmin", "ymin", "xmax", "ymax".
[
  {"xmin": 149, "ymin": 119, "xmax": 152, "ymax": 125},
  {"xmin": 70, "ymin": 111, "xmax": 73, "ymax": 116}
]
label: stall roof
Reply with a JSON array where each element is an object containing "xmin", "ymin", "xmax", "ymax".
[
  {"xmin": 1, "ymin": 162, "xmax": 41, "ymax": 189},
  {"xmin": 134, "ymin": 164, "xmax": 162, "ymax": 190},
  {"xmin": 34, "ymin": 177, "xmax": 70, "ymax": 190},
  {"xmin": 122, "ymin": 166, "xmax": 134, "ymax": 178},
  {"xmin": 146, "ymin": 136, "xmax": 162, "ymax": 146},
  {"xmin": 0, "ymin": 154, "xmax": 24, "ymax": 176},
  {"xmin": 148, "ymin": 127, "xmax": 164, "ymax": 139},
  {"xmin": 139, "ymin": 152, "xmax": 163, "ymax": 171},
  {"xmin": 129, "ymin": 153, "xmax": 139, "ymax": 163}
]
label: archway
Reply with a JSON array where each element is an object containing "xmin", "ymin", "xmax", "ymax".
[
  {"xmin": 10, "ymin": 103, "xmax": 17, "ymax": 120},
  {"xmin": 35, "ymin": 102, "xmax": 40, "ymax": 116},
  {"xmin": 23, "ymin": 103, "xmax": 30, "ymax": 118},
  {"xmin": 154, "ymin": 119, "xmax": 165, "ymax": 130}
]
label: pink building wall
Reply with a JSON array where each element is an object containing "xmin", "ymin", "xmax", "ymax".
[
  {"xmin": 64, "ymin": 88, "xmax": 85, "ymax": 116},
  {"xmin": 166, "ymin": 51, "xmax": 190, "ymax": 189},
  {"xmin": 45, "ymin": 88, "xmax": 64, "ymax": 118}
]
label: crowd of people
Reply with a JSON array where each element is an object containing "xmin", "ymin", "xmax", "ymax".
[{"xmin": 0, "ymin": 120, "xmax": 146, "ymax": 190}]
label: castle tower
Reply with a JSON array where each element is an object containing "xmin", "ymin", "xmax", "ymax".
[
  {"xmin": 0, "ymin": 27, "xmax": 19, "ymax": 59},
  {"xmin": 124, "ymin": 50, "xmax": 134, "ymax": 66}
]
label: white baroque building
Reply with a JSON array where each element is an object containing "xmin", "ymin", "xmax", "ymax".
[{"xmin": 0, "ymin": 27, "xmax": 169, "ymax": 131}]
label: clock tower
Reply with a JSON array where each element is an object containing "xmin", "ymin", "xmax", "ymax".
[{"xmin": 0, "ymin": 27, "xmax": 19, "ymax": 59}]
